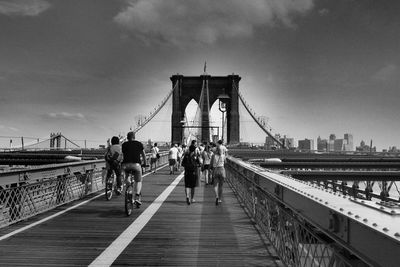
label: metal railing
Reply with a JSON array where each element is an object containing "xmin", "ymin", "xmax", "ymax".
[
  {"xmin": 0, "ymin": 160, "xmax": 105, "ymax": 228},
  {"xmin": 0, "ymin": 152, "xmax": 169, "ymax": 228},
  {"xmin": 279, "ymin": 170, "xmax": 400, "ymax": 202},
  {"xmin": 225, "ymin": 158, "xmax": 365, "ymax": 267}
]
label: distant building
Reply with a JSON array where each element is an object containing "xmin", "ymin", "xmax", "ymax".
[
  {"xmin": 317, "ymin": 136, "xmax": 328, "ymax": 151},
  {"xmin": 285, "ymin": 137, "xmax": 295, "ymax": 149},
  {"xmin": 279, "ymin": 135, "xmax": 295, "ymax": 149},
  {"xmin": 344, "ymin": 133, "xmax": 353, "ymax": 151},
  {"xmin": 334, "ymin": 139, "xmax": 346, "ymax": 151},
  {"xmin": 298, "ymin": 139, "xmax": 314, "ymax": 150},
  {"xmin": 356, "ymin": 140, "xmax": 376, "ymax": 153},
  {"xmin": 265, "ymin": 135, "xmax": 278, "ymax": 150}
]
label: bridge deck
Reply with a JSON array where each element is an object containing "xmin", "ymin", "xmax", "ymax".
[{"xmin": 0, "ymin": 167, "xmax": 281, "ymax": 266}]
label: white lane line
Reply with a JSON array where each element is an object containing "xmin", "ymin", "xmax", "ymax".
[
  {"xmin": 0, "ymin": 166, "xmax": 166, "ymax": 241},
  {"xmin": 89, "ymin": 173, "xmax": 184, "ymax": 267}
]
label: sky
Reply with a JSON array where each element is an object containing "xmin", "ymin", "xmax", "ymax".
[{"xmin": 0, "ymin": 0, "xmax": 400, "ymax": 150}]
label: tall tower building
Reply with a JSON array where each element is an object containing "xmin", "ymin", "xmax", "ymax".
[{"xmin": 344, "ymin": 133, "xmax": 353, "ymax": 151}]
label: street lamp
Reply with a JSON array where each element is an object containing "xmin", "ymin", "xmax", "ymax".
[{"xmin": 217, "ymin": 91, "xmax": 230, "ymax": 143}]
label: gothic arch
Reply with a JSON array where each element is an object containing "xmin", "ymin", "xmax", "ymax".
[{"xmin": 170, "ymin": 74, "xmax": 241, "ymax": 144}]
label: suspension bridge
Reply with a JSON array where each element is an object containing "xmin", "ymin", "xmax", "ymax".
[{"xmin": 0, "ymin": 72, "xmax": 399, "ymax": 266}]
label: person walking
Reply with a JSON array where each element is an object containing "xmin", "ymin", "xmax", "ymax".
[
  {"xmin": 201, "ymin": 144, "xmax": 213, "ymax": 185},
  {"xmin": 210, "ymin": 144, "xmax": 226, "ymax": 205},
  {"xmin": 177, "ymin": 144, "xmax": 183, "ymax": 171},
  {"xmin": 181, "ymin": 140, "xmax": 200, "ymax": 205},
  {"xmin": 105, "ymin": 136, "xmax": 123, "ymax": 194},
  {"xmin": 121, "ymin": 132, "xmax": 148, "ymax": 208},
  {"xmin": 168, "ymin": 143, "xmax": 179, "ymax": 175},
  {"xmin": 150, "ymin": 142, "xmax": 159, "ymax": 173}
]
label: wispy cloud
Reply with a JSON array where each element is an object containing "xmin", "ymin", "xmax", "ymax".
[
  {"xmin": 0, "ymin": 0, "xmax": 51, "ymax": 16},
  {"xmin": 44, "ymin": 112, "xmax": 86, "ymax": 121},
  {"xmin": 372, "ymin": 64, "xmax": 398, "ymax": 82},
  {"xmin": 0, "ymin": 124, "xmax": 19, "ymax": 132},
  {"xmin": 114, "ymin": 0, "xmax": 314, "ymax": 46},
  {"xmin": 318, "ymin": 8, "xmax": 329, "ymax": 16}
]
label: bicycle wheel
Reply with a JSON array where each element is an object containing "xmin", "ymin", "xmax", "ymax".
[
  {"xmin": 125, "ymin": 184, "xmax": 133, "ymax": 216},
  {"xmin": 105, "ymin": 174, "xmax": 114, "ymax": 201}
]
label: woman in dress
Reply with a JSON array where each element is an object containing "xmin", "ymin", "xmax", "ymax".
[{"xmin": 181, "ymin": 140, "xmax": 200, "ymax": 205}]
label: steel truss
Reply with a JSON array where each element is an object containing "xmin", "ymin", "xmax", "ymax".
[{"xmin": 226, "ymin": 157, "xmax": 400, "ymax": 267}]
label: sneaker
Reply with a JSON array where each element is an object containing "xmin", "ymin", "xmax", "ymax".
[
  {"xmin": 215, "ymin": 198, "xmax": 219, "ymax": 206},
  {"xmin": 186, "ymin": 197, "xmax": 190, "ymax": 205},
  {"xmin": 134, "ymin": 199, "xmax": 142, "ymax": 207},
  {"xmin": 191, "ymin": 199, "xmax": 196, "ymax": 203},
  {"xmin": 218, "ymin": 199, "xmax": 222, "ymax": 203}
]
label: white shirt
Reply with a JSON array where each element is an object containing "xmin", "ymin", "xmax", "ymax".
[
  {"xmin": 212, "ymin": 154, "xmax": 225, "ymax": 167},
  {"xmin": 168, "ymin": 147, "xmax": 179, "ymax": 160},
  {"xmin": 151, "ymin": 146, "xmax": 159, "ymax": 158}
]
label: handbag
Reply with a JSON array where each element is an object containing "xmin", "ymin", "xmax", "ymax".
[{"xmin": 156, "ymin": 153, "xmax": 160, "ymax": 159}]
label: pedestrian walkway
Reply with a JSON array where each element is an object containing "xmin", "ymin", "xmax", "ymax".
[{"xmin": 0, "ymin": 166, "xmax": 281, "ymax": 266}]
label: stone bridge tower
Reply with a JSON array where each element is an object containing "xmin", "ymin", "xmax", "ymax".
[{"xmin": 170, "ymin": 74, "xmax": 241, "ymax": 145}]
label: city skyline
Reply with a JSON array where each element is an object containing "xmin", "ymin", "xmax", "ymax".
[{"xmin": 1, "ymin": 0, "xmax": 400, "ymax": 150}]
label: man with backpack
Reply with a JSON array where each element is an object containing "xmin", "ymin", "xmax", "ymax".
[{"xmin": 105, "ymin": 136, "xmax": 123, "ymax": 194}]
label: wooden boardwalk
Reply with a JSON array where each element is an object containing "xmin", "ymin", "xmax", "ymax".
[{"xmin": 0, "ymin": 167, "xmax": 282, "ymax": 266}]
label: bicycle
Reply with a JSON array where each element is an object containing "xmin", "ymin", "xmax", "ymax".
[
  {"xmin": 105, "ymin": 170, "xmax": 123, "ymax": 201},
  {"xmin": 105, "ymin": 172, "xmax": 116, "ymax": 201},
  {"xmin": 124, "ymin": 164, "xmax": 148, "ymax": 216}
]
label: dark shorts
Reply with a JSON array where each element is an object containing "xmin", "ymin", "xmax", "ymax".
[
  {"xmin": 150, "ymin": 157, "xmax": 158, "ymax": 164},
  {"xmin": 169, "ymin": 159, "xmax": 177, "ymax": 166},
  {"xmin": 203, "ymin": 164, "xmax": 210, "ymax": 170}
]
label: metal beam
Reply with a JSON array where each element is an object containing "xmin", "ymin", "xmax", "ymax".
[
  {"xmin": 281, "ymin": 170, "xmax": 400, "ymax": 181},
  {"xmin": 227, "ymin": 157, "xmax": 400, "ymax": 267}
]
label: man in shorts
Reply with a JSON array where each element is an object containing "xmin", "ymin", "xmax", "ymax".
[
  {"xmin": 168, "ymin": 143, "xmax": 179, "ymax": 175},
  {"xmin": 122, "ymin": 132, "xmax": 147, "ymax": 207}
]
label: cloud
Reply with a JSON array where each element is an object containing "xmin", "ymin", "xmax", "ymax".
[
  {"xmin": 318, "ymin": 8, "xmax": 329, "ymax": 16},
  {"xmin": 44, "ymin": 112, "xmax": 86, "ymax": 121},
  {"xmin": 0, "ymin": 0, "xmax": 51, "ymax": 16},
  {"xmin": 114, "ymin": 0, "xmax": 314, "ymax": 46},
  {"xmin": 372, "ymin": 64, "xmax": 398, "ymax": 82},
  {"xmin": 0, "ymin": 124, "xmax": 18, "ymax": 132}
]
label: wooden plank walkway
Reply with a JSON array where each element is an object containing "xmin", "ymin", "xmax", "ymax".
[{"xmin": 0, "ymin": 166, "xmax": 282, "ymax": 266}]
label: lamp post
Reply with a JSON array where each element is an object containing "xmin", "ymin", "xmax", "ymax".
[{"xmin": 217, "ymin": 91, "xmax": 230, "ymax": 143}]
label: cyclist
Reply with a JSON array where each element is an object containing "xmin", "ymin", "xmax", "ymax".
[
  {"xmin": 122, "ymin": 131, "xmax": 148, "ymax": 207},
  {"xmin": 105, "ymin": 136, "xmax": 123, "ymax": 194}
]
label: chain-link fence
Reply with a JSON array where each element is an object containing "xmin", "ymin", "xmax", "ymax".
[
  {"xmin": 226, "ymin": 159, "xmax": 366, "ymax": 267},
  {"xmin": 0, "ymin": 152, "xmax": 169, "ymax": 228},
  {"xmin": 0, "ymin": 165, "xmax": 104, "ymax": 228}
]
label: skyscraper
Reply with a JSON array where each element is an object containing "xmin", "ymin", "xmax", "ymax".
[
  {"xmin": 298, "ymin": 139, "xmax": 314, "ymax": 151},
  {"xmin": 344, "ymin": 133, "xmax": 353, "ymax": 151}
]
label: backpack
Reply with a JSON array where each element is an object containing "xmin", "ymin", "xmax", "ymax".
[
  {"xmin": 182, "ymin": 151, "xmax": 197, "ymax": 171},
  {"xmin": 105, "ymin": 147, "xmax": 120, "ymax": 165}
]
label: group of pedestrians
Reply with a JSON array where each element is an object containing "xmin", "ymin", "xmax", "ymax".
[
  {"xmin": 105, "ymin": 134, "xmax": 227, "ymax": 209},
  {"xmin": 181, "ymin": 139, "xmax": 228, "ymax": 206}
]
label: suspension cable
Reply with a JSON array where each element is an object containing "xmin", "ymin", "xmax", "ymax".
[
  {"xmin": 232, "ymin": 82, "xmax": 286, "ymax": 148},
  {"xmin": 131, "ymin": 82, "xmax": 178, "ymax": 135}
]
